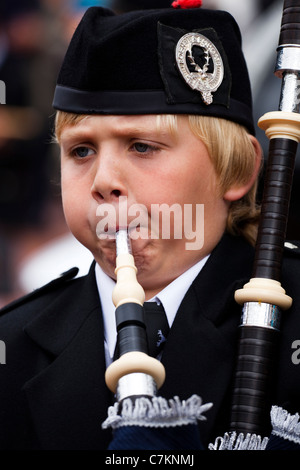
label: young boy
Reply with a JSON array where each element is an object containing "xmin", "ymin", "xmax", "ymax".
[{"xmin": 0, "ymin": 3, "xmax": 300, "ymax": 450}]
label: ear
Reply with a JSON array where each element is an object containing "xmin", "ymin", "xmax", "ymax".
[{"xmin": 223, "ymin": 135, "xmax": 262, "ymax": 202}]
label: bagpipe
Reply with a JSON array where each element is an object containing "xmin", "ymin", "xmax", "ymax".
[
  {"xmin": 102, "ymin": 228, "xmax": 212, "ymax": 449},
  {"xmin": 102, "ymin": 0, "xmax": 300, "ymax": 450}
]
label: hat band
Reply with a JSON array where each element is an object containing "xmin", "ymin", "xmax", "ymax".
[{"xmin": 53, "ymin": 85, "xmax": 254, "ymax": 134}]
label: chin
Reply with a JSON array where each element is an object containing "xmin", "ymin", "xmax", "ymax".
[{"xmin": 91, "ymin": 240, "xmax": 116, "ymax": 276}]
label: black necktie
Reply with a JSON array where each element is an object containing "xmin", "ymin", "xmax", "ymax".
[
  {"xmin": 113, "ymin": 301, "xmax": 170, "ymax": 361},
  {"xmin": 143, "ymin": 301, "xmax": 170, "ymax": 358}
]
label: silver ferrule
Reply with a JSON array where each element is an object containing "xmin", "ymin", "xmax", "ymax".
[
  {"xmin": 275, "ymin": 45, "xmax": 300, "ymax": 77},
  {"xmin": 278, "ymin": 71, "xmax": 300, "ymax": 112},
  {"xmin": 115, "ymin": 229, "xmax": 132, "ymax": 257},
  {"xmin": 116, "ymin": 372, "xmax": 157, "ymax": 402},
  {"xmin": 275, "ymin": 46, "xmax": 300, "ymax": 113},
  {"xmin": 240, "ymin": 302, "xmax": 281, "ymax": 331}
]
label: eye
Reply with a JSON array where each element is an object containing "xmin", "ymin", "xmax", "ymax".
[
  {"xmin": 71, "ymin": 146, "xmax": 95, "ymax": 159},
  {"xmin": 131, "ymin": 142, "xmax": 159, "ymax": 155},
  {"xmin": 133, "ymin": 142, "xmax": 150, "ymax": 153}
]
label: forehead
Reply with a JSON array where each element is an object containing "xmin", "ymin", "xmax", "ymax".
[{"xmin": 58, "ymin": 114, "xmax": 180, "ymax": 141}]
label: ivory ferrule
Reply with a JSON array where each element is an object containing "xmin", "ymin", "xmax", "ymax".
[
  {"xmin": 105, "ymin": 351, "xmax": 166, "ymax": 394},
  {"xmin": 235, "ymin": 277, "xmax": 292, "ymax": 310},
  {"xmin": 258, "ymin": 111, "xmax": 300, "ymax": 141}
]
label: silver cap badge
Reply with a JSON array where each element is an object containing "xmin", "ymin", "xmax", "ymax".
[{"xmin": 175, "ymin": 32, "xmax": 224, "ymax": 105}]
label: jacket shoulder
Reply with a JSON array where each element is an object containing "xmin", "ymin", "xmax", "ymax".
[
  {"xmin": 284, "ymin": 241, "xmax": 300, "ymax": 258},
  {"xmin": 0, "ymin": 267, "xmax": 79, "ymax": 316}
]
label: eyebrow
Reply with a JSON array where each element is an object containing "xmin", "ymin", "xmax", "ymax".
[
  {"xmin": 60, "ymin": 123, "xmax": 173, "ymax": 143},
  {"xmin": 60, "ymin": 128, "xmax": 95, "ymax": 142}
]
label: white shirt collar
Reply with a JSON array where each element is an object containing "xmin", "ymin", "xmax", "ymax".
[
  {"xmin": 95, "ymin": 256, "xmax": 209, "ymax": 364},
  {"xmin": 149, "ymin": 256, "xmax": 209, "ymax": 326}
]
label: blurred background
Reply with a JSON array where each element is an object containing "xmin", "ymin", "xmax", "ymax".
[{"xmin": 0, "ymin": 0, "xmax": 298, "ymax": 307}]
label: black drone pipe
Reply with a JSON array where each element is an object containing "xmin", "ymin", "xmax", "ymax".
[{"xmin": 230, "ymin": 0, "xmax": 300, "ymax": 435}]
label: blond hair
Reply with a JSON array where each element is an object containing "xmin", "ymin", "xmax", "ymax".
[{"xmin": 55, "ymin": 111, "xmax": 261, "ymax": 245}]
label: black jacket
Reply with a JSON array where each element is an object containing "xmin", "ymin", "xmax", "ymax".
[{"xmin": 0, "ymin": 234, "xmax": 299, "ymax": 450}]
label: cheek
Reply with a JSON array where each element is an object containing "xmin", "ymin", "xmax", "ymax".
[
  {"xmin": 61, "ymin": 188, "xmax": 79, "ymax": 235},
  {"xmin": 60, "ymin": 166, "xmax": 89, "ymax": 230},
  {"xmin": 174, "ymin": 169, "xmax": 218, "ymax": 205},
  {"xmin": 61, "ymin": 169, "xmax": 74, "ymax": 215},
  {"xmin": 159, "ymin": 148, "xmax": 218, "ymax": 205}
]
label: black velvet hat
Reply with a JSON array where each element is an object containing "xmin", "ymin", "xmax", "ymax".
[{"xmin": 53, "ymin": 3, "xmax": 255, "ymax": 134}]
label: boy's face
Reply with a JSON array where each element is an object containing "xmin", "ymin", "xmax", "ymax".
[{"xmin": 60, "ymin": 114, "xmax": 229, "ymax": 298}]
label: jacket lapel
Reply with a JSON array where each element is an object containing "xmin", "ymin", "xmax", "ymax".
[
  {"xmin": 23, "ymin": 264, "xmax": 113, "ymax": 449},
  {"xmin": 160, "ymin": 234, "xmax": 254, "ymax": 445}
]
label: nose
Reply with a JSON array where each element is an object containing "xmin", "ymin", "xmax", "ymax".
[{"xmin": 91, "ymin": 151, "xmax": 127, "ymax": 203}]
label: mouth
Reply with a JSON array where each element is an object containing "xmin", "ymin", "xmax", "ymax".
[
  {"xmin": 96, "ymin": 223, "xmax": 150, "ymax": 241},
  {"xmin": 95, "ymin": 198, "xmax": 152, "ymax": 241}
]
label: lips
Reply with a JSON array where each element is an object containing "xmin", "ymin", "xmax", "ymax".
[
  {"xmin": 96, "ymin": 222, "xmax": 151, "ymax": 240},
  {"xmin": 95, "ymin": 197, "xmax": 152, "ymax": 240}
]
